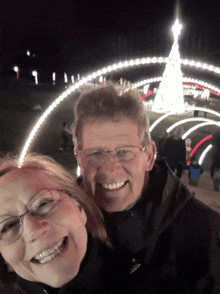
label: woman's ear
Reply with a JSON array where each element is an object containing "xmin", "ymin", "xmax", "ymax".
[
  {"xmin": 76, "ymin": 203, "xmax": 87, "ymax": 225},
  {"xmin": 79, "ymin": 207, "xmax": 87, "ymax": 225},
  {"xmin": 145, "ymin": 141, "xmax": 157, "ymax": 172}
]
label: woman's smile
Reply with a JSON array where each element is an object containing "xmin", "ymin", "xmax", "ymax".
[{"xmin": 32, "ymin": 236, "xmax": 68, "ymax": 264}]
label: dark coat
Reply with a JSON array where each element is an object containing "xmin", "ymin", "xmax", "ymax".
[
  {"xmin": 103, "ymin": 161, "xmax": 220, "ymax": 293},
  {"xmin": 162, "ymin": 137, "xmax": 186, "ymax": 168}
]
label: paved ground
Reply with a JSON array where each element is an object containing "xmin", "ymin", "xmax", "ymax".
[{"xmin": 181, "ymin": 170, "xmax": 220, "ymax": 214}]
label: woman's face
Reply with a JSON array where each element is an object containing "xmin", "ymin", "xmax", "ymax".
[{"xmin": 0, "ymin": 168, "xmax": 88, "ymax": 288}]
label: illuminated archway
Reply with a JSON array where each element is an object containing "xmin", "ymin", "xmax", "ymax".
[
  {"xmin": 19, "ymin": 56, "xmax": 220, "ymax": 167},
  {"xmin": 133, "ymin": 77, "xmax": 220, "ymax": 99},
  {"xmin": 149, "ymin": 107, "xmax": 220, "ymax": 133},
  {"xmin": 182, "ymin": 122, "xmax": 220, "ymax": 140},
  {"xmin": 191, "ymin": 135, "xmax": 212, "ymax": 159},
  {"xmin": 199, "ymin": 144, "xmax": 213, "ymax": 165},
  {"xmin": 166, "ymin": 118, "xmax": 216, "ymax": 133}
]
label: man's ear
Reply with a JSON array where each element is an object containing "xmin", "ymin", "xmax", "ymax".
[
  {"xmin": 75, "ymin": 150, "xmax": 82, "ymax": 167},
  {"xmin": 145, "ymin": 141, "xmax": 157, "ymax": 171}
]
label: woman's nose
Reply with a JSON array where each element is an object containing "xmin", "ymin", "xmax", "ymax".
[{"xmin": 22, "ymin": 214, "xmax": 51, "ymax": 243}]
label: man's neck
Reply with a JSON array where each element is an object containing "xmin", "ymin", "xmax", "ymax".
[{"xmin": 99, "ymin": 196, "xmax": 142, "ymax": 213}]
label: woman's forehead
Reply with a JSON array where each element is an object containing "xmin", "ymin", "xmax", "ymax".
[
  {"xmin": 0, "ymin": 168, "xmax": 59, "ymax": 199},
  {"xmin": 0, "ymin": 169, "xmax": 61, "ymax": 216}
]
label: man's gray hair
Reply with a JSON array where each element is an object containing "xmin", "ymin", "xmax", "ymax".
[{"xmin": 72, "ymin": 83, "xmax": 151, "ymax": 150}]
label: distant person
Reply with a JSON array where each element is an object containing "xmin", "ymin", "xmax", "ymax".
[
  {"xmin": 60, "ymin": 122, "xmax": 72, "ymax": 151},
  {"xmin": 162, "ymin": 126, "xmax": 186, "ymax": 178},
  {"xmin": 156, "ymin": 129, "xmax": 169, "ymax": 160},
  {"xmin": 193, "ymin": 110, "xmax": 199, "ymax": 117},
  {"xmin": 212, "ymin": 167, "xmax": 220, "ymax": 192},
  {"xmin": 188, "ymin": 155, "xmax": 203, "ymax": 186},
  {"xmin": 185, "ymin": 138, "xmax": 192, "ymax": 162},
  {"xmin": 210, "ymin": 130, "xmax": 220, "ymax": 192}
]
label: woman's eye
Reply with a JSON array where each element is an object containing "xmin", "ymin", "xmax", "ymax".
[
  {"xmin": 37, "ymin": 199, "xmax": 53, "ymax": 210},
  {"xmin": 1, "ymin": 220, "xmax": 19, "ymax": 234}
]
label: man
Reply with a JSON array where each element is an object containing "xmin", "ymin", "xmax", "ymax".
[
  {"xmin": 72, "ymin": 83, "xmax": 220, "ymax": 293},
  {"xmin": 162, "ymin": 126, "xmax": 186, "ymax": 178}
]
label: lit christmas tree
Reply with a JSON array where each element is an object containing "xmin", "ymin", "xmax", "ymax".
[{"xmin": 152, "ymin": 19, "xmax": 184, "ymax": 113}]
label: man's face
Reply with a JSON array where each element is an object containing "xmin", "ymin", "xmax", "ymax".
[
  {"xmin": 0, "ymin": 169, "xmax": 87, "ymax": 288},
  {"xmin": 77, "ymin": 118, "xmax": 156, "ymax": 212}
]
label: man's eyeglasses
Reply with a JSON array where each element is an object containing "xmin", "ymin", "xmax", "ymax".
[
  {"xmin": 75, "ymin": 146, "xmax": 146, "ymax": 168},
  {"xmin": 0, "ymin": 190, "xmax": 65, "ymax": 246}
]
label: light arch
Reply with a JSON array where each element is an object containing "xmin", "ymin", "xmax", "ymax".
[
  {"xmin": 19, "ymin": 56, "xmax": 220, "ymax": 167},
  {"xmin": 149, "ymin": 107, "xmax": 220, "ymax": 133},
  {"xmin": 133, "ymin": 77, "xmax": 220, "ymax": 98}
]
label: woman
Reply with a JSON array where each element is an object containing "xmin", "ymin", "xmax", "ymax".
[{"xmin": 0, "ymin": 153, "xmax": 128, "ymax": 294}]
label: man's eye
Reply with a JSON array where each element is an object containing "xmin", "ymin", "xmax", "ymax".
[
  {"xmin": 117, "ymin": 149, "xmax": 131, "ymax": 155},
  {"xmin": 89, "ymin": 151, "xmax": 104, "ymax": 157}
]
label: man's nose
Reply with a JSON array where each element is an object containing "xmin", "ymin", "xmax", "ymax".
[
  {"xmin": 22, "ymin": 214, "xmax": 51, "ymax": 243},
  {"xmin": 99, "ymin": 152, "xmax": 121, "ymax": 172}
]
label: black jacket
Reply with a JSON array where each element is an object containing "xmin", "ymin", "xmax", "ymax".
[
  {"xmin": 17, "ymin": 234, "xmax": 128, "ymax": 294},
  {"xmin": 162, "ymin": 137, "xmax": 186, "ymax": 167},
  {"xmin": 103, "ymin": 161, "xmax": 220, "ymax": 293}
]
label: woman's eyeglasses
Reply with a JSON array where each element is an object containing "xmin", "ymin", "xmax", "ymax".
[{"xmin": 0, "ymin": 190, "xmax": 65, "ymax": 245}]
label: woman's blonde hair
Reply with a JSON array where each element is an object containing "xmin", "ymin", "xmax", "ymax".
[{"xmin": 0, "ymin": 152, "xmax": 109, "ymax": 245}]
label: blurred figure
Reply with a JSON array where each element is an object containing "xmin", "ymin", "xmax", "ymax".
[
  {"xmin": 213, "ymin": 168, "xmax": 220, "ymax": 192},
  {"xmin": 156, "ymin": 129, "xmax": 169, "ymax": 160},
  {"xmin": 211, "ymin": 130, "xmax": 220, "ymax": 192},
  {"xmin": 188, "ymin": 155, "xmax": 203, "ymax": 187},
  {"xmin": 185, "ymin": 138, "xmax": 192, "ymax": 162},
  {"xmin": 162, "ymin": 126, "xmax": 186, "ymax": 178},
  {"xmin": 60, "ymin": 122, "xmax": 73, "ymax": 151}
]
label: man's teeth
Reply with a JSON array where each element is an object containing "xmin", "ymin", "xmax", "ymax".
[
  {"xmin": 102, "ymin": 182, "xmax": 125, "ymax": 190},
  {"xmin": 34, "ymin": 239, "xmax": 63, "ymax": 263}
]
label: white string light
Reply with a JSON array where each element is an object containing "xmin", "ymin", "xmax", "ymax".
[
  {"xmin": 133, "ymin": 77, "xmax": 220, "ymax": 95},
  {"xmin": 19, "ymin": 56, "xmax": 220, "ymax": 167},
  {"xmin": 182, "ymin": 122, "xmax": 220, "ymax": 139},
  {"xmin": 150, "ymin": 107, "xmax": 220, "ymax": 133},
  {"xmin": 199, "ymin": 144, "xmax": 213, "ymax": 165},
  {"xmin": 166, "ymin": 118, "xmax": 214, "ymax": 133}
]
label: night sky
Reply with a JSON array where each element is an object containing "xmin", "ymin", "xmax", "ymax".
[{"xmin": 1, "ymin": 0, "xmax": 220, "ymax": 83}]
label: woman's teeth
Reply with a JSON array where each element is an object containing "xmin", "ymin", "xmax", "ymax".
[
  {"xmin": 34, "ymin": 239, "xmax": 64, "ymax": 264},
  {"xmin": 102, "ymin": 182, "xmax": 125, "ymax": 190}
]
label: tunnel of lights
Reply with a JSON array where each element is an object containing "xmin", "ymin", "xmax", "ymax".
[
  {"xmin": 134, "ymin": 77, "xmax": 220, "ymax": 99},
  {"xmin": 19, "ymin": 56, "xmax": 220, "ymax": 168},
  {"xmin": 190, "ymin": 135, "xmax": 212, "ymax": 163}
]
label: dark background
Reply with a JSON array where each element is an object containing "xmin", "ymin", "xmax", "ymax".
[{"xmin": 1, "ymin": 0, "xmax": 220, "ymax": 84}]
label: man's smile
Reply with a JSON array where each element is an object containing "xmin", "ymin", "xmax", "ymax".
[{"xmin": 100, "ymin": 181, "xmax": 127, "ymax": 190}]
